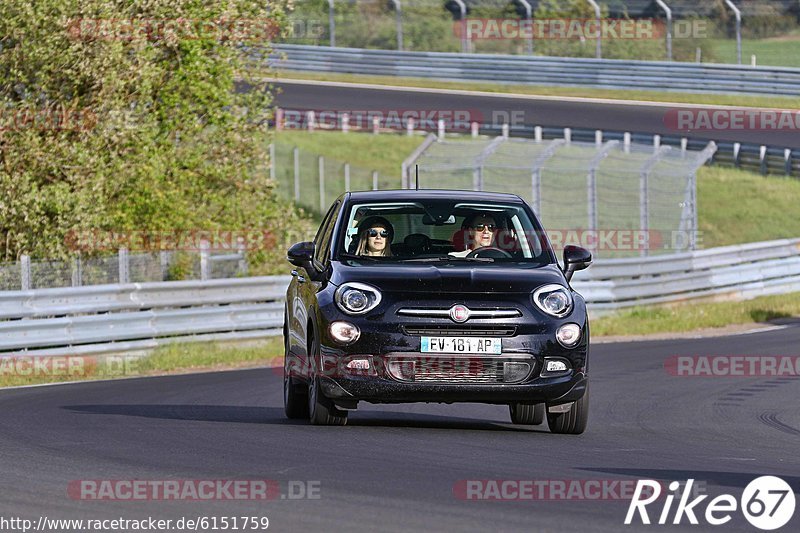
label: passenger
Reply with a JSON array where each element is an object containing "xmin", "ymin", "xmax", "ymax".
[
  {"xmin": 355, "ymin": 216, "xmax": 393, "ymax": 257},
  {"xmin": 449, "ymin": 213, "xmax": 497, "ymax": 258}
]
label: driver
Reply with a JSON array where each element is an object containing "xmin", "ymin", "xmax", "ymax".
[{"xmin": 449, "ymin": 213, "xmax": 497, "ymax": 258}]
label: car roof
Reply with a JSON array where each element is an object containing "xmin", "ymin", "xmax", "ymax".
[{"xmin": 342, "ymin": 189, "xmax": 527, "ymax": 204}]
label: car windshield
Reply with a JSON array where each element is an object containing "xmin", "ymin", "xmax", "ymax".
[{"xmin": 337, "ymin": 199, "xmax": 555, "ymax": 265}]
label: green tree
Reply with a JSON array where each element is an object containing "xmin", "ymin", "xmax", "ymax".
[{"xmin": 0, "ymin": 0, "xmax": 311, "ymax": 273}]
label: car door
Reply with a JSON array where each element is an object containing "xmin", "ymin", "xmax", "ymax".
[{"xmin": 294, "ymin": 200, "xmax": 341, "ymax": 368}]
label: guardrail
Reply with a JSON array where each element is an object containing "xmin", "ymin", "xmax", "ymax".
[
  {"xmin": 477, "ymin": 125, "xmax": 800, "ymax": 178},
  {"xmin": 1, "ymin": 239, "xmax": 798, "ymax": 357},
  {"xmin": 0, "ymin": 277, "xmax": 288, "ymax": 357},
  {"xmin": 572, "ymin": 238, "xmax": 800, "ymax": 310},
  {"xmin": 266, "ymin": 45, "xmax": 800, "ymax": 97}
]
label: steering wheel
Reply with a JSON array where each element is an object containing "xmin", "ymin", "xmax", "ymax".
[{"xmin": 467, "ymin": 247, "xmax": 513, "ymax": 259}]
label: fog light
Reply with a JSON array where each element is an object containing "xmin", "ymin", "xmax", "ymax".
[
  {"xmin": 387, "ymin": 360, "xmax": 415, "ymax": 381},
  {"xmin": 556, "ymin": 323, "xmax": 582, "ymax": 348},
  {"xmin": 345, "ymin": 358, "xmax": 370, "ymax": 371},
  {"xmin": 546, "ymin": 360, "xmax": 568, "ymax": 373},
  {"xmin": 503, "ymin": 362, "xmax": 531, "ymax": 383},
  {"xmin": 330, "ymin": 321, "xmax": 360, "ymax": 344}
]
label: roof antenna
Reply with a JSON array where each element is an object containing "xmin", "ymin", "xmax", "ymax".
[{"xmin": 415, "ymin": 165, "xmax": 419, "ymax": 190}]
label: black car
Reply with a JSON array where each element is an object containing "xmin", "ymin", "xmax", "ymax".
[{"xmin": 284, "ymin": 190, "xmax": 592, "ymax": 433}]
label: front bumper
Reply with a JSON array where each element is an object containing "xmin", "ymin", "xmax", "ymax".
[{"xmin": 311, "ymin": 352, "xmax": 587, "ymax": 406}]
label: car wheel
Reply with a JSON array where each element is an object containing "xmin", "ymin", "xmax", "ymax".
[
  {"xmin": 546, "ymin": 383, "xmax": 589, "ymax": 435},
  {"xmin": 307, "ymin": 333, "xmax": 348, "ymax": 426},
  {"xmin": 284, "ymin": 315, "xmax": 309, "ymax": 419},
  {"xmin": 509, "ymin": 403, "xmax": 545, "ymax": 425}
]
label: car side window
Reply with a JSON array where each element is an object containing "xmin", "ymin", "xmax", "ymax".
[{"xmin": 314, "ymin": 201, "xmax": 341, "ymax": 268}]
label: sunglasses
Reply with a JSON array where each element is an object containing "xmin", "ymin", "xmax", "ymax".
[
  {"xmin": 471, "ymin": 224, "xmax": 496, "ymax": 232},
  {"xmin": 367, "ymin": 229, "xmax": 389, "ymax": 238}
]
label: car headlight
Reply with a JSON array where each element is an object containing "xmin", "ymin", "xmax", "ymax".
[
  {"xmin": 335, "ymin": 282, "xmax": 382, "ymax": 315},
  {"xmin": 532, "ymin": 284, "xmax": 573, "ymax": 317},
  {"xmin": 556, "ymin": 324, "xmax": 582, "ymax": 348}
]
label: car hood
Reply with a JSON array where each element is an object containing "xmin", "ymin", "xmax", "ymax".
[{"xmin": 330, "ymin": 262, "xmax": 567, "ymax": 294}]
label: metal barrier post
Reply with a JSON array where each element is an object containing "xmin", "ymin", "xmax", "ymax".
[
  {"xmin": 327, "ymin": 0, "xmax": 336, "ymax": 47},
  {"xmin": 518, "ymin": 0, "xmax": 533, "ymax": 55},
  {"xmin": 160, "ymin": 251, "xmax": 170, "ymax": 281},
  {"xmin": 639, "ymin": 146, "xmax": 672, "ymax": 256},
  {"xmin": 237, "ymin": 238, "xmax": 248, "ymax": 276},
  {"xmin": 118, "ymin": 248, "xmax": 130, "ymax": 283},
  {"xmin": 473, "ymin": 136, "xmax": 505, "ymax": 191},
  {"xmin": 200, "ymin": 241, "xmax": 210, "ymax": 281},
  {"xmin": 71, "ymin": 257, "xmax": 83, "ymax": 287},
  {"xmin": 20, "ymin": 255, "xmax": 31, "ymax": 290},
  {"xmin": 655, "ymin": 0, "xmax": 673, "ymax": 60},
  {"xmin": 453, "ymin": 0, "xmax": 469, "ymax": 53},
  {"xmin": 587, "ymin": 141, "xmax": 620, "ymax": 249},
  {"xmin": 586, "ymin": 0, "xmax": 602, "ymax": 59},
  {"xmin": 530, "ymin": 139, "xmax": 566, "ymax": 214},
  {"xmin": 724, "ymin": 0, "xmax": 742, "ymax": 64},
  {"xmin": 391, "ymin": 0, "xmax": 403, "ymax": 51},
  {"xmin": 344, "ymin": 163, "xmax": 351, "ymax": 192}
]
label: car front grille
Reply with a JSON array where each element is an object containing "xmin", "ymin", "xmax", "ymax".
[
  {"xmin": 385, "ymin": 356, "xmax": 533, "ymax": 384},
  {"xmin": 402, "ymin": 325, "xmax": 517, "ymax": 337}
]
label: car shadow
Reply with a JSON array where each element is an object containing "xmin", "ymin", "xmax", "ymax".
[
  {"xmin": 61, "ymin": 404, "xmax": 548, "ymax": 432},
  {"xmin": 346, "ymin": 411, "xmax": 548, "ymax": 432},
  {"xmin": 62, "ymin": 405, "xmax": 304, "ymax": 425}
]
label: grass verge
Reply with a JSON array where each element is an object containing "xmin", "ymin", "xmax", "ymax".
[
  {"xmin": 0, "ymin": 338, "xmax": 283, "ymax": 389},
  {"xmin": 272, "ymin": 70, "xmax": 800, "ymax": 110},
  {"xmin": 710, "ymin": 37, "xmax": 800, "ymax": 68},
  {"xmin": 592, "ymin": 292, "xmax": 800, "ymax": 337}
]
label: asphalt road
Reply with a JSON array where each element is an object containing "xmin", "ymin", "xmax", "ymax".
[
  {"xmin": 1, "ymin": 323, "xmax": 799, "ymax": 532},
  {"xmin": 271, "ymin": 80, "xmax": 800, "ymax": 149}
]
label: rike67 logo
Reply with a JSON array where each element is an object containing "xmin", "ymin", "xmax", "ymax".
[{"xmin": 625, "ymin": 477, "xmax": 796, "ymax": 530}]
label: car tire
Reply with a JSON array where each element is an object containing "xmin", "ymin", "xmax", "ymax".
[
  {"xmin": 509, "ymin": 403, "xmax": 545, "ymax": 425},
  {"xmin": 546, "ymin": 384, "xmax": 589, "ymax": 435},
  {"xmin": 284, "ymin": 315, "xmax": 309, "ymax": 419},
  {"xmin": 307, "ymin": 333, "xmax": 348, "ymax": 426}
]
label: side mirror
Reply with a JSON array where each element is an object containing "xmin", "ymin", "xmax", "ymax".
[
  {"xmin": 287, "ymin": 241, "xmax": 314, "ymax": 269},
  {"xmin": 563, "ymin": 245, "xmax": 592, "ymax": 282}
]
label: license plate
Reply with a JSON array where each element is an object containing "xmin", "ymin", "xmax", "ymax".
[{"xmin": 420, "ymin": 337, "xmax": 502, "ymax": 354}]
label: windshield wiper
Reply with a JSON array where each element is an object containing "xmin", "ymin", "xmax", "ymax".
[
  {"xmin": 338, "ymin": 253, "xmax": 381, "ymax": 261},
  {"xmin": 401, "ymin": 256, "xmax": 494, "ymax": 263}
]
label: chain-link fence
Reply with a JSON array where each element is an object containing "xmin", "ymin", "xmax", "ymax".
[
  {"xmin": 410, "ymin": 134, "xmax": 716, "ymax": 258},
  {"xmin": 270, "ymin": 141, "xmax": 400, "ymax": 212},
  {"xmin": 0, "ymin": 249, "xmax": 249, "ymax": 292},
  {"xmin": 279, "ymin": 0, "xmax": 800, "ymax": 65}
]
